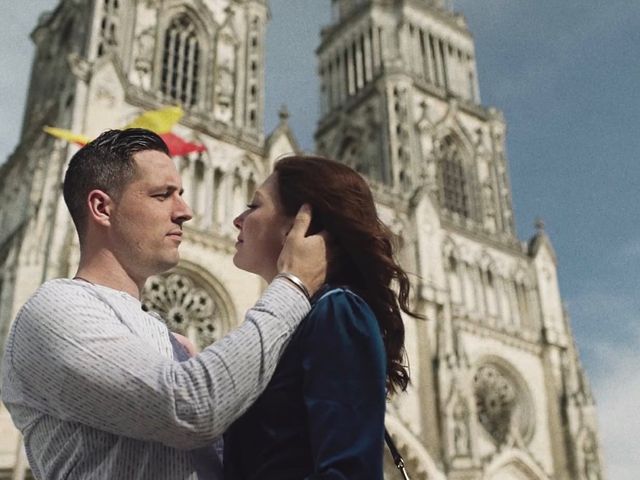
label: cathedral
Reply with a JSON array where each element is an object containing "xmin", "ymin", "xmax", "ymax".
[{"xmin": 0, "ymin": 0, "xmax": 604, "ymax": 479}]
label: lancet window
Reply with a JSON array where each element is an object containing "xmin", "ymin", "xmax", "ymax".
[
  {"xmin": 439, "ymin": 135, "xmax": 470, "ymax": 218},
  {"xmin": 161, "ymin": 14, "xmax": 201, "ymax": 107},
  {"xmin": 319, "ymin": 24, "xmax": 381, "ymax": 113},
  {"xmin": 245, "ymin": 17, "xmax": 261, "ymax": 129}
]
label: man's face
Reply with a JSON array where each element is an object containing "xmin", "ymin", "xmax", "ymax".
[{"xmin": 109, "ymin": 150, "xmax": 192, "ymax": 281}]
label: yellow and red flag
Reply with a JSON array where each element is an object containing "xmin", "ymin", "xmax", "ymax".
[
  {"xmin": 161, "ymin": 132, "xmax": 207, "ymax": 156},
  {"xmin": 124, "ymin": 106, "xmax": 183, "ymax": 133},
  {"xmin": 43, "ymin": 127, "xmax": 90, "ymax": 146},
  {"xmin": 43, "ymin": 106, "xmax": 206, "ymax": 157}
]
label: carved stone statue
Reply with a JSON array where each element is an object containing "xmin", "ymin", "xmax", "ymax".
[
  {"xmin": 214, "ymin": 34, "xmax": 236, "ymax": 122},
  {"xmin": 452, "ymin": 398, "xmax": 470, "ymax": 456},
  {"xmin": 134, "ymin": 27, "xmax": 155, "ymax": 89}
]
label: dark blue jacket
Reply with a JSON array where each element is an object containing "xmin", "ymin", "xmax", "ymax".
[{"xmin": 224, "ymin": 286, "xmax": 387, "ymax": 479}]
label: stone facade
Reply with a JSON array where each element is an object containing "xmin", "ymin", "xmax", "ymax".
[{"xmin": 0, "ymin": 1, "xmax": 603, "ymax": 479}]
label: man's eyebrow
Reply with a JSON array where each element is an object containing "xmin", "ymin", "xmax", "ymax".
[
  {"xmin": 153, "ymin": 184, "xmax": 183, "ymax": 194},
  {"xmin": 170, "ymin": 185, "xmax": 186, "ymax": 196}
]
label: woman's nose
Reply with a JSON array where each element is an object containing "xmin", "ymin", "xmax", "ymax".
[{"xmin": 233, "ymin": 213, "xmax": 244, "ymax": 230}]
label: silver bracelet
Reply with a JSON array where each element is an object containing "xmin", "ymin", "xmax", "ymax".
[{"xmin": 275, "ymin": 272, "xmax": 311, "ymax": 300}]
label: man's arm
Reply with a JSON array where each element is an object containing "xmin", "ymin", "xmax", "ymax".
[
  {"xmin": 4, "ymin": 206, "xmax": 327, "ymax": 450},
  {"xmin": 5, "ymin": 279, "xmax": 305, "ymax": 449}
]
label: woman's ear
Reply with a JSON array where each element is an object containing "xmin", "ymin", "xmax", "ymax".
[{"xmin": 87, "ymin": 189, "xmax": 113, "ymax": 227}]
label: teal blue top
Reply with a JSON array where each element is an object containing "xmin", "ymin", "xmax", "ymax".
[{"xmin": 224, "ymin": 286, "xmax": 387, "ymax": 479}]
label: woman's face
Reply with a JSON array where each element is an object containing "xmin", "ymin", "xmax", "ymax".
[{"xmin": 232, "ymin": 173, "xmax": 293, "ymax": 282}]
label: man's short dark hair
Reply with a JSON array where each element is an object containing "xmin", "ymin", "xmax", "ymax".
[{"xmin": 63, "ymin": 128, "xmax": 170, "ymax": 237}]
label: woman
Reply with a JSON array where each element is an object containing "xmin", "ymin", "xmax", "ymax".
[{"xmin": 224, "ymin": 155, "xmax": 419, "ymax": 479}]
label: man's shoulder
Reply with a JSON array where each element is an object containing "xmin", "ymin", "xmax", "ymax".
[
  {"xmin": 2, "ymin": 280, "xmax": 83, "ymax": 392},
  {"xmin": 31, "ymin": 277, "xmax": 82, "ymax": 296},
  {"xmin": 16, "ymin": 278, "xmax": 114, "ymax": 330},
  {"xmin": 21, "ymin": 279, "xmax": 85, "ymax": 312}
]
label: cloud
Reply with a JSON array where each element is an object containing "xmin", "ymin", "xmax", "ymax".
[
  {"xmin": 588, "ymin": 325, "xmax": 640, "ymax": 480},
  {"xmin": 566, "ymin": 280, "xmax": 640, "ymax": 479}
]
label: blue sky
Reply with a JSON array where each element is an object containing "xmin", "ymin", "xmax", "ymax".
[{"xmin": 1, "ymin": 1, "xmax": 638, "ymax": 478}]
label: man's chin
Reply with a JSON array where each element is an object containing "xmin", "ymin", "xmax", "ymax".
[{"xmin": 155, "ymin": 256, "xmax": 180, "ymax": 274}]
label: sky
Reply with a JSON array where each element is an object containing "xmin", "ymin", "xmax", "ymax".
[{"xmin": 1, "ymin": 0, "xmax": 639, "ymax": 477}]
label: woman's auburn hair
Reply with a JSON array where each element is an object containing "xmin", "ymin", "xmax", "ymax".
[{"xmin": 274, "ymin": 155, "xmax": 421, "ymax": 393}]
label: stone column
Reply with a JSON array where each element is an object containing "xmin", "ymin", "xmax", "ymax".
[
  {"xmin": 372, "ymin": 26, "xmax": 382, "ymax": 72},
  {"xmin": 320, "ymin": 61, "xmax": 329, "ymax": 115},
  {"xmin": 411, "ymin": 27, "xmax": 422, "ymax": 77},
  {"xmin": 346, "ymin": 42, "xmax": 355, "ymax": 95},
  {"xmin": 221, "ymin": 171, "xmax": 232, "ymax": 231},
  {"xmin": 355, "ymin": 37, "xmax": 364, "ymax": 91},
  {"xmin": 439, "ymin": 39, "xmax": 449, "ymax": 90},
  {"xmin": 186, "ymin": 157, "xmax": 197, "ymax": 223},
  {"xmin": 335, "ymin": 53, "xmax": 343, "ymax": 106},
  {"xmin": 202, "ymin": 166, "xmax": 214, "ymax": 230},
  {"xmin": 363, "ymin": 27, "xmax": 373, "ymax": 82}
]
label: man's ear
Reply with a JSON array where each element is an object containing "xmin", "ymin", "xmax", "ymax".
[{"xmin": 87, "ymin": 189, "xmax": 113, "ymax": 227}]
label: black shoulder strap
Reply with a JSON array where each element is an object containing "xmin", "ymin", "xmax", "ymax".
[{"xmin": 384, "ymin": 429, "xmax": 411, "ymax": 480}]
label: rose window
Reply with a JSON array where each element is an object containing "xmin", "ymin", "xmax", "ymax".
[
  {"xmin": 473, "ymin": 364, "xmax": 533, "ymax": 445},
  {"xmin": 142, "ymin": 273, "xmax": 223, "ymax": 350}
]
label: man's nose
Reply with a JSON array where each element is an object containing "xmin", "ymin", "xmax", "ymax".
[{"xmin": 174, "ymin": 195, "xmax": 193, "ymax": 224}]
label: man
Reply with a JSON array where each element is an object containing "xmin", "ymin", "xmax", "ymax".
[{"xmin": 1, "ymin": 129, "xmax": 327, "ymax": 479}]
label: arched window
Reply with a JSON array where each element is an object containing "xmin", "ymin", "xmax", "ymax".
[
  {"xmin": 161, "ymin": 14, "xmax": 200, "ymax": 107},
  {"xmin": 97, "ymin": 0, "xmax": 119, "ymax": 57},
  {"xmin": 439, "ymin": 135, "xmax": 470, "ymax": 218}
]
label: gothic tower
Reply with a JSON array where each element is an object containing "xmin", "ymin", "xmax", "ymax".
[
  {"xmin": 315, "ymin": 1, "xmax": 604, "ymax": 479},
  {"xmin": 0, "ymin": 1, "xmax": 300, "ymax": 475}
]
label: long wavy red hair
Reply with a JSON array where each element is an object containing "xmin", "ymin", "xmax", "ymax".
[{"xmin": 274, "ymin": 155, "xmax": 420, "ymax": 393}]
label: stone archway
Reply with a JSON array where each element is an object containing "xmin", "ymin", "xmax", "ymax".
[
  {"xmin": 488, "ymin": 466, "xmax": 537, "ymax": 480},
  {"xmin": 484, "ymin": 449, "xmax": 551, "ymax": 480}
]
